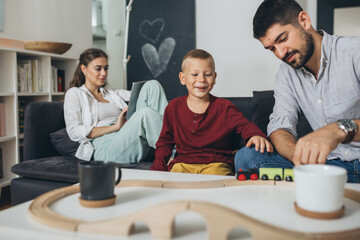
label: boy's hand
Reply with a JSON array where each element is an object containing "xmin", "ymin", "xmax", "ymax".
[{"xmin": 246, "ymin": 136, "xmax": 273, "ymax": 153}]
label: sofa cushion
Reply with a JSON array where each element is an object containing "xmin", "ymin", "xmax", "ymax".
[
  {"xmin": 11, "ymin": 156, "xmax": 83, "ymax": 183},
  {"xmin": 252, "ymin": 90, "xmax": 313, "ymax": 138},
  {"xmin": 224, "ymin": 97, "xmax": 252, "ymax": 121},
  {"xmin": 49, "ymin": 128, "xmax": 79, "ymax": 157},
  {"xmin": 297, "ymin": 114, "xmax": 313, "ymax": 138},
  {"xmin": 251, "ymin": 90, "xmax": 275, "ymax": 135}
]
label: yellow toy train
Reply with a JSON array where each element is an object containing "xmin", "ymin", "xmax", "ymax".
[{"xmin": 236, "ymin": 168, "xmax": 294, "ymax": 182}]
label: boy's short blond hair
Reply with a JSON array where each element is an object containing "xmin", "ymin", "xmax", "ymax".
[{"xmin": 181, "ymin": 49, "xmax": 215, "ymax": 71}]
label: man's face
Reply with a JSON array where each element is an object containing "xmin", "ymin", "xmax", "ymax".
[{"xmin": 259, "ymin": 23, "xmax": 314, "ymax": 69}]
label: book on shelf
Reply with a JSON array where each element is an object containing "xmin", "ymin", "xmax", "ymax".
[
  {"xmin": 17, "ymin": 64, "xmax": 26, "ymax": 93},
  {"xmin": 18, "ymin": 99, "xmax": 32, "ymax": 134},
  {"xmin": 17, "ymin": 59, "xmax": 43, "ymax": 93},
  {"xmin": 38, "ymin": 60, "xmax": 43, "ymax": 92},
  {"xmin": 0, "ymin": 103, "xmax": 6, "ymax": 137},
  {"xmin": 57, "ymin": 69, "xmax": 65, "ymax": 92},
  {"xmin": 18, "ymin": 101, "xmax": 25, "ymax": 133},
  {"xmin": 17, "ymin": 60, "xmax": 30, "ymax": 93},
  {"xmin": 52, "ymin": 66, "xmax": 58, "ymax": 92},
  {"xmin": 51, "ymin": 67, "xmax": 65, "ymax": 93},
  {"xmin": 0, "ymin": 148, "xmax": 3, "ymax": 179}
]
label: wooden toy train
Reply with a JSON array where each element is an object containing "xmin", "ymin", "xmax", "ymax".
[{"xmin": 236, "ymin": 168, "xmax": 294, "ymax": 182}]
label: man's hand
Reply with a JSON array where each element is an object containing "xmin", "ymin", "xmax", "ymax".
[
  {"xmin": 246, "ymin": 136, "xmax": 274, "ymax": 153},
  {"xmin": 292, "ymin": 123, "xmax": 346, "ymax": 165}
]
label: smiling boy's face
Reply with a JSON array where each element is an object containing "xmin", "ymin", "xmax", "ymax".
[{"xmin": 179, "ymin": 58, "xmax": 216, "ymax": 100}]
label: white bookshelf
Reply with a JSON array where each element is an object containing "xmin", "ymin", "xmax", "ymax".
[{"xmin": 0, "ymin": 46, "xmax": 77, "ymax": 189}]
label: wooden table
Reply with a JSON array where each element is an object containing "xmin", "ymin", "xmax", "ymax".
[{"xmin": 1, "ymin": 169, "xmax": 360, "ymax": 240}]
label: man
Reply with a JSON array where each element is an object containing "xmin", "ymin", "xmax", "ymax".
[{"xmin": 234, "ymin": 0, "xmax": 360, "ymax": 183}]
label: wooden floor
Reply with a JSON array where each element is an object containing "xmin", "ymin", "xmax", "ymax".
[{"xmin": 0, "ymin": 186, "xmax": 11, "ymax": 211}]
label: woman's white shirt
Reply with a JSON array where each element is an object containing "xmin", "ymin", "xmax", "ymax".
[
  {"xmin": 97, "ymin": 101, "xmax": 122, "ymax": 126},
  {"xmin": 64, "ymin": 84, "xmax": 131, "ymax": 160}
]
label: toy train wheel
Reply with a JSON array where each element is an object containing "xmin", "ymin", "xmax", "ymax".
[
  {"xmin": 250, "ymin": 174, "xmax": 258, "ymax": 180},
  {"xmin": 261, "ymin": 175, "xmax": 268, "ymax": 180},
  {"xmin": 285, "ymin": 176, "xmax": 293, "ymax": 182},
  {"xmin": 238, "ymin": 174, "xmax": 246, "ymax": 181},
  {"xmin": 274, "ymin": 175, "xmax": 281, "ymax": 181}
]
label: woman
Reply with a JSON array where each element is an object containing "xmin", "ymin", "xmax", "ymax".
[{"xmin": 64, "ymin": 48, "xmax": 168, "ymax": 163}]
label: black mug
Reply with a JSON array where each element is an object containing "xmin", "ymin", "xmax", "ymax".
[{"xmin": 78, "ymin": 161, "xmax": 121, "ymax": 201}]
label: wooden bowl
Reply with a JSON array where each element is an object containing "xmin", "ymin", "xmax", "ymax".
[{"xmin": 24, "ymin": 41, "xmax": 72, "ymax": 54}]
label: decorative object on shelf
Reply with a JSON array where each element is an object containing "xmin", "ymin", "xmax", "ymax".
[
  {"xmin": 0, "ymin": 37, "xmax": 24, "ymax": 49},
  {"xmin": 24, "ymin": 41, "xmax": 72, "ymax": 54}
]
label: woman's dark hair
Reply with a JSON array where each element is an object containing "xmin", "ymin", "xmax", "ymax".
[
  {"xmin": 253, "ymin": 0, "xmax": 303, "ymax": 39},
  {"xmin": 69, "ymin": 48, "xmax": 108, "ymax": 88}
]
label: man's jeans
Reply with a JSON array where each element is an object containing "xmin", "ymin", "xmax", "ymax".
[{"xmin": 234, "ymin": 146, "xmax": 360, "ymax": 183}]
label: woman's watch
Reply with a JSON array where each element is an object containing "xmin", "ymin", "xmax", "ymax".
[{"xmin": 337, "ymin": 119, "xmax": 357, "ymax": 143}]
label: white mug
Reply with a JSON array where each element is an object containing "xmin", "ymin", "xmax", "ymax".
[{"xmin": 294, "ymin": 164, "xmax": 347, "ymax": 213}]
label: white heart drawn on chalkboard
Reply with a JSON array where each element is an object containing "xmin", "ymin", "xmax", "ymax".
[
  {"xmin": 141, "ymin": 37, "xmax": 176, "ymax": 78},
  {"xmin": 139, "ymin": 18, "xmax": 165, "ymax": 44}
]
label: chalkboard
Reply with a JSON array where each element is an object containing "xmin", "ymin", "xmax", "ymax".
[{"xmin": 126, "ymin": 0, "xmax": 195, "ymax": 100}]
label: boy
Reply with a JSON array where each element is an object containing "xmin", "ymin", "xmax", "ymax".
[{"xmin": 151, "ymin": 49, "xmax": 273, "ymax": 175}]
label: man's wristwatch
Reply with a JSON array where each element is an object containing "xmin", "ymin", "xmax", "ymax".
[{"xmin": 336, "ymin": 119, "xmax": 357, "ymax": 144}]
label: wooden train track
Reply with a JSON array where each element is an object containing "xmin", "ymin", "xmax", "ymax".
[{"xmin": 28, "ymin": 179, "xmax": 360, "ymax": 240}]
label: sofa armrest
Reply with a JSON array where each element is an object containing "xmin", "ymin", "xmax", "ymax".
[{"xmin": 11, "ymin": 156, "xmax": 82, "ymax": 183}]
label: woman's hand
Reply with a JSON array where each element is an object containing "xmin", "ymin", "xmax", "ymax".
[
  {"xmin": 86, "ymin": 107, "xmax": 129, "ymax": 139},
  {"xmin": 246, "ymin": 136, "xmax": 273, "ymax": 153},
  {"xmin": 114, "ymin": 106, "xmax": 128, "ymax": 131}
]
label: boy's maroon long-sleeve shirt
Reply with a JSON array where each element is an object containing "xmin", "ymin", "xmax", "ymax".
[{"xmin": 151, "ymin": 95, "xmax": 266, "ymax": 171}]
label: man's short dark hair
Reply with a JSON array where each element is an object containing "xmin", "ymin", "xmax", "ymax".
[{"xmin": 253, "ymin": 0, "xmax": 303, "ymax": 39}]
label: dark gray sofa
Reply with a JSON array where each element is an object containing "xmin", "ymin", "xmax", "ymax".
[{"xmin": 10, "ymin": 90, "xmax": 313, "ymax": 205}]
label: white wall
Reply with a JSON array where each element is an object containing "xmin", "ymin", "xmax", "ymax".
[
  {"xmin": 196, "ymin": 0, "xmax": 318, "ymax": 97},
  {"xmin": 196, "ymin": 0, "xmax": 279, "ymax": 97},
  {"xmin": 93, "ymin": 0, "xmax": 126, "ymax": 89},
  {"xmin": 298, "ymin": 0, "xmax": 317, "ymax": 30},
  {"xmin": 334, "ymin": 7, "xmax": 360, "ymax": 37},
  {"xmin": 104, "ymin": 0, "xmax": 126, "ymax": 90},
  {"xmin": 0, "ymin": 0, "xmax": 92, "ymax": 59}
]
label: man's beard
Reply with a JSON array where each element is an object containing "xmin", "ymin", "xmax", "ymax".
[{"xmin": 283, "ymin": 29, "xmax": 314, "ymax": 69}]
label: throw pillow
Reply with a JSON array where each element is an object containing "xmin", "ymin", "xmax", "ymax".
[
  {"xmin": 251, "ymin": 90, "xmax": 275, "ymax": 135},
  {"xmin": 49, "ymin": 128, "xmax": 79, "ymax": 157}
]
